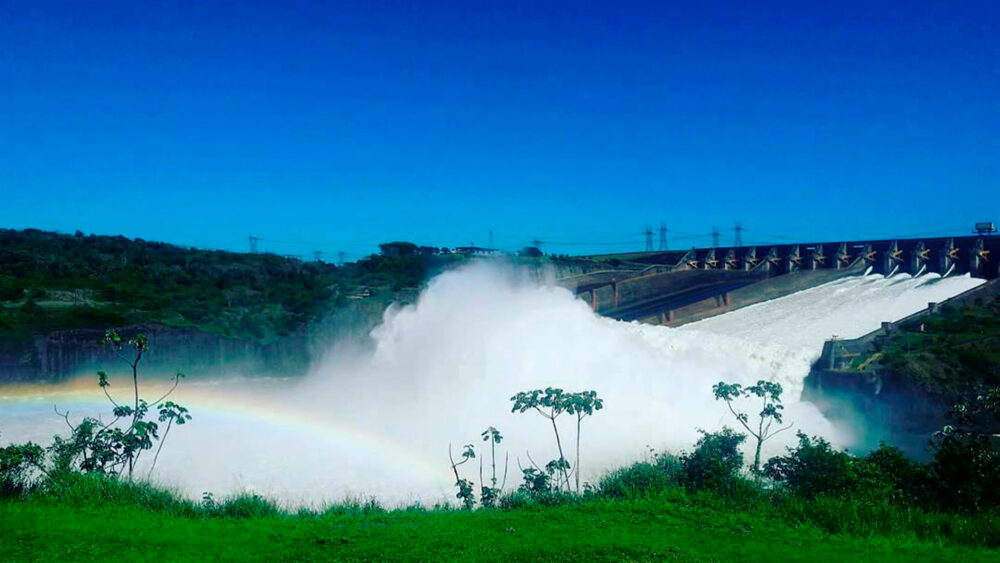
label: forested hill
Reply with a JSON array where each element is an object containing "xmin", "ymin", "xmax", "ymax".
[{"xmin": 0, "ymin": 229, "xmax": 458, "ymax": 343}]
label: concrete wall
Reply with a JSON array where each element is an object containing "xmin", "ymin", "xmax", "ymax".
[
  {"xmin": 658, "ymin": 262, "xmax": 867, "ymax": 326},
  {"xmin": 594, "ymin": 269, "xmax": 765, "ymax": 321}
]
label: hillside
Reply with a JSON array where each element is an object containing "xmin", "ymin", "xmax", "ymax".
[
  {"xmin": 878, "ymin": 297, "xmax": 1000, "ymax": 397},
  {"xmin": 0, "ymin": 229, "xmax": 458, "ymax": 344}
]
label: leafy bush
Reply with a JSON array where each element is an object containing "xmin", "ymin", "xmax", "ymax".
[
  {"xmin": 681, "ymin": 428, "xmax": 746, "ymax": 492},
  {"xmin": 0, "ymin": 441, "xmax": 47, "ymax": 496},
  {"xmin": 764, "ymin": 432, "xmax": 856, "ymax": 498},
  {"xmin": 929, "ymin": 430, "xmax": 1000, "ymax": 511},
  {"xmin": 518, "ymin": 467, "xmax": 553, "ymax": 496},
  {"xmin": 863, "ymin": 443, "xmax": 931, "ymax": 504}
]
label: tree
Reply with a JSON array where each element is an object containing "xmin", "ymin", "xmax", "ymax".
[
  {"xmin": 713, "ymin": 380, "xmax": 792, "ymax": 475},
  {"xmin": 927, "ymin": 386, "xmax": 1000, "ymax": 510},
  {"xmin": 0, "ymin": 440, "xmax": 48, "ymax": 495},
  {"xmin": 564, "ymin": 391, "xmax": 604, "ymax": 492},
  {"xmin": 51, "ymin": 329, "xmax": 191, "ymax": 479},
  {"xmin": 479, "ymin": 427, "xmax": 508, "ymax": 508},
  {"xmin": 511, "ymin": 388, "xmax": 572, "ymax": 490},
  {"xmin": 511, "ymin": 388, "xmax": 604, "ymax": 492},
  {"xmin": 448, "ymin": 443, "xmax": 476, "ymax": 509},
  {"xmin": 378, "ymin": 241, "xmax": 418, "ymax": 257}
]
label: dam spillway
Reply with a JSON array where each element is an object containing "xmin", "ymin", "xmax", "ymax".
[{"xmin": 567, "ymin": 234, "xmax": 997, "ymax": 326}]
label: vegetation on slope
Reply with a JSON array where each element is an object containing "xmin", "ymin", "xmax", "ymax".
[
  {"xmin": 877, "ymin": 296, "xmax": 1000, "ymax": 397},
  {"xmin": 0, "ymin": 229, "xmax": 460, "ymax": 343}
]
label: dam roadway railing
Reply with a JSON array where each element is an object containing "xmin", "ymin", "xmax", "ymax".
[{"xmin": 565, "ymin": 234, "xmax": 997, "ymax": 326}]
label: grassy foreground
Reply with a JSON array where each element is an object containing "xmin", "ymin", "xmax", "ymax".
[{"xmin": 2, "ymin": 493, "xmax": 998, "ymax": 562}]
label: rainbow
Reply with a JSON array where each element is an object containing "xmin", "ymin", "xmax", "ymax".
[{"xmin": 0, "ymin": 377, "xmax": 445, "ymax": 484}]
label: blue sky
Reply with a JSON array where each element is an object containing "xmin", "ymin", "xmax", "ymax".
[{"xmin": 1, "ymin": 1, "xmax": 996, "ymax": 258}]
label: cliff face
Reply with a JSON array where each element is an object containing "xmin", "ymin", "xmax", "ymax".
[
  {"xmin": 0, "ymin": 324, "xmax": 312, "ymax": 382},
  {"xmin": 0, "ymin": 296, "xmax": 397, "ymax": 383},
  {"xmin": 804, "ymin": 367, "xmax": 954, "ymax": 435}
]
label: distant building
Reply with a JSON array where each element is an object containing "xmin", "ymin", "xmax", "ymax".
[{"xmin": 453, "ymin": 246, "xmax": 497, "ymax": 256}]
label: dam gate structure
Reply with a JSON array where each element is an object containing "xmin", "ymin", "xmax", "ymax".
[{"xmin": 561, "ymin": 234, "xmax": 997, "ymax": 326}]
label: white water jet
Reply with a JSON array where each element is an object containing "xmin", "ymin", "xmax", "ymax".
[{"xmin": 0, "ymin": 263, "xmax": 985, "ymax": 506}]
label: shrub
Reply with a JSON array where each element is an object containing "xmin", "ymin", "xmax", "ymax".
[
  {"xmin": 681, "ymin": 428, "xmax": 746, "ymax": 492},
  {"xmin": 498, "ymin": 488, "xmax": 578, "ymax": 509},
  {"xmin": 929, "ymin": 430, "xmax": 1000, "ymax": 511},
  {"xmin": 598, "ymin": 461, "xmax": 678, "ymax": 499},
  {"xmin": 764, "ymin": 432, "xmax": 857, "ymax": 499},
  {"xmin": 863, "ymin": 443, "xmax": 931, "ymax": 504},
  {"xmin": 40, "ymin": 472, "xmax": 199, "ymax": 517},
  {"xmin": 517, "ymin": 467, "xmax": 553, "ymax": 496},
  {"xmin": 653, "ymin": 451, "xmax": 683, "ymax": 480},
  {"xmin": 0, "ymin": 441, "xmax": 47, "ymax": 496},
  {"xmin": 217, "ymin": 493, "xmax": 283, "ymax": 519}
]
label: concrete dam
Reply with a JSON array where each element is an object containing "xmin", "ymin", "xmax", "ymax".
[
  {"xmin": 561, "ymin": 234, "xmax": 997, "ymax": 326},
  {"xmin": 553, "ymin": 231, "xmax": 994, "ymax": 453}
]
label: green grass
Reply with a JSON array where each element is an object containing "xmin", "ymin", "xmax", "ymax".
[
  {"xmin": 4, "ymin": 495, "xmax": 999, "ymax": 562},
  {"xmin": 2, "ymin": 473, "xmax": 999, "ymax": 562}
]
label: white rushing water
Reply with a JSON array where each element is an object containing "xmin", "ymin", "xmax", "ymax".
[{"xmin": 0, "ymin": 264, "xmax": 985, "ymax": 506}]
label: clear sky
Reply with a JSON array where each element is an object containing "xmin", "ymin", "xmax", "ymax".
[{"xmin": 1, "ymin": 1, "xmax": 997, "ymax": 258}]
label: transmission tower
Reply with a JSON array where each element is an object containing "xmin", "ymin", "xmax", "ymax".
[
  {"xmin": 644, "ymin": 224, "xmax": 654, "ymax": 252},
  {"xmin": 248, "ymin": 235, "xmax": 259, "ymax": 253},
  {"xmin": 711, "ymin": 227, "xmax": 720, "ymax": 249},
  {"xmin": 659, "ymin": 223, "xmax": 669, "ymax": 251},
  {"xmin": 488, "ymin": 229, "xmax": 494, "ymax": 251},
  {"xmin": 314, "ymin": 250, "xmax": 323, "ymax": 262},
  {"xmin": 337, "ymin": 251, "xmax": 346, "ymax": 266},
  {"xmin": 733, "ymin": 222, "xmax": 744, "ymax": 248}
]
